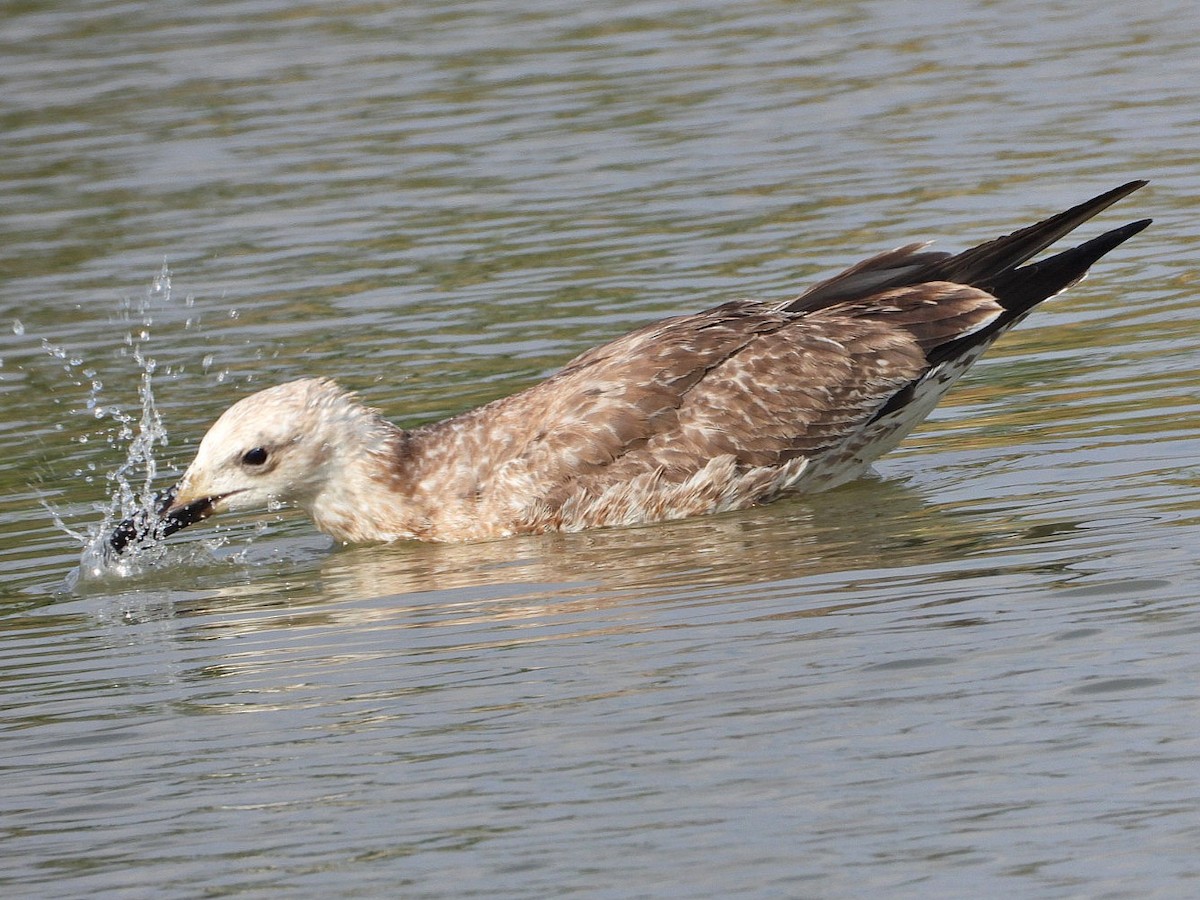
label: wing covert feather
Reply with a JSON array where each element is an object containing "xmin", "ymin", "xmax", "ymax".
[{"xmin": 458, "ymin": 283, "xmax": 1004, "ymax": 517}]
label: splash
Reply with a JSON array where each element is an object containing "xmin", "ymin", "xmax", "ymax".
[{"xmin": 55, "ymin": 264, "xmax": 220, "ymax": 585}]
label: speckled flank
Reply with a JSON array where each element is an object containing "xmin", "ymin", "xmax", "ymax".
[{"xmin": 151, "ymin": 183, "xmax": 1149, "ymax": 545}]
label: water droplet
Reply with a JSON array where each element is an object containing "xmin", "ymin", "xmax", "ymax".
[
  {"xmin": 11, "ymin": 319, "xmax": 24, "ymax": 336},
  {"xmin": 151, "ymin": 264, "xmax": 171, "ymax": 297},
  {"xmin": 201, "ymin": 354, "xmax": 214, "ymax": 372}
]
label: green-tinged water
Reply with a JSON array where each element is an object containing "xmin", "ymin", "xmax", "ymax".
[{"xmin": 2, "ymin": 1, "xmax": 1200, "ymax": 896}]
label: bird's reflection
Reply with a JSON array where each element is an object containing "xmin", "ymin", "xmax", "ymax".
[
  {"xmin": 309, "ymin": 472, "xmax": 1006, "ymax": 607},
  {"xmin": 86, "ymin": 457, "xmax": 1096, "ymax": 640}
]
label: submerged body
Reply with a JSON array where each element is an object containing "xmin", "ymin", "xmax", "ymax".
[{"xmin": 111, "ymin": 182, "xmax": 1150, "ymax": 549}]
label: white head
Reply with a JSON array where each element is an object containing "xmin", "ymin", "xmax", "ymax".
[{"xmin": 159, "ymin": 378, "xmax": 395, "ymax": 534}]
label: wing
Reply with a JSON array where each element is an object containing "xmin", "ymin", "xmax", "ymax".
[
  {"xmin": 586, "ymin": 283, "xmax": 1001, "ymax": 483},
  {"xmin": 470, "ymin": 300, "xmax": 790, "ymax": 493},
  {"xmin": 446, "ymin": 286, "xmax": 1000, "ymax": 521}
]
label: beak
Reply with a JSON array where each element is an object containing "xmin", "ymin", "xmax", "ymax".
[{"xmin": 107, "ymin": 484, "xmax": 218, "ymax": 554}]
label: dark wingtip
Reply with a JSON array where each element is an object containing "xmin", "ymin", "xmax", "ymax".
[
  {"xmin": 1124, "ymin": 216, "xmax": 1154, "ymax": 236},
  {"xmin": 1098, "ymin": 179, "xmax": 1148, "ymax": 199},
  {"xmin": 987, "ymin": 215, "xmax": 1152, "ymax": 316},
  {"xmin": 921, "ymin": 202, "xmax": 1150, "ymax": 368},
  {"xmin": 1060, "ymin": 180, "xmax": 1148, "ymax": 216},
  {"xmin": 1063, "ymin": 216, "xmax": 1153, "ymax": 269},
  {"xmin": 927, "ymin": 180, "xmax": 1150, "ymax": 288}
]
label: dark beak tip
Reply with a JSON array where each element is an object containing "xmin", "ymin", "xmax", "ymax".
[{"xmin": 105, "ymin": 487, "xmax": 214, "ymax": 555}]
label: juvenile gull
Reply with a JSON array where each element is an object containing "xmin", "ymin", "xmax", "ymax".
[{"xmin": 110, "ymin": 182, "xmax": 1150, "ymax": 550}]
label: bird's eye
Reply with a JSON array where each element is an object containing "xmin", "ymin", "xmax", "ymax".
[{"xmin": 241, "ymin": 447, "xmax": 269, "ymax": 467}]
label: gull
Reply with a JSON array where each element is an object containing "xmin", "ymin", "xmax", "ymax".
[{"xmin": 109, "ymin": 181, "xmax": 1149, "ymax": 551}]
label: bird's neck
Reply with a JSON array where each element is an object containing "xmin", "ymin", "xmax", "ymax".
[
  {"xmin": 304, "ymin": 410, "xmax": 434, "ymax": 543},
  {"xmin": 306, "ymin": 399, "xmax": 524, "ymax": 544}
]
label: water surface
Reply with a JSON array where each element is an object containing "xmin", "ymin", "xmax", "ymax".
[{"xmin": 2, "ymin": 1, "xmax": 1200, "ymax": 896}]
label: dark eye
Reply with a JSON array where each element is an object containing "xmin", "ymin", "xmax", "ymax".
[{"xmin": 241, "ymin": 447, "xmax": 269, "ymax": 467}]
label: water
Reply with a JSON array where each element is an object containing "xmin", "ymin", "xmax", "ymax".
[{"xmin": 3, "ymin": 0, "xmax": 1200, "ymax": 896}]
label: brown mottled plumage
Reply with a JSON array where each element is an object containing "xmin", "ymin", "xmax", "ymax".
[{"xmin": 109, "ymin": 182, "xmax": 1150, "ymax": 550}]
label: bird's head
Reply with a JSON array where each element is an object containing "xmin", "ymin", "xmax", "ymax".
[{"xmin": 109, "ymin": 378, "xmax": 392, "ymax": 551}]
